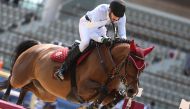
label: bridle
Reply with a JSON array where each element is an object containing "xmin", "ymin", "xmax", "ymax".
[
  {"xmin": 84, "ymin": 42, "xmax": 146, "ymax": 108},
  {"xmin": 97, "ymin": 43, "xmax": 145, "ymax": 96},
  {"xmin": 109, "ymin": 51, "xmax": 143, "ymax": 93},
  {"xmin": 102, "ymin": 47, "xmax": 146, "ymax": 109}
]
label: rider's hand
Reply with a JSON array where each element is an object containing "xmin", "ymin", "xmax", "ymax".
[
  {"xmin": 101, "ymin": 36, "xmax": 112, "ymax": 46},
  {"xmin": 115, "ymin": 37, "xmax": 131, "ymax": 44}
]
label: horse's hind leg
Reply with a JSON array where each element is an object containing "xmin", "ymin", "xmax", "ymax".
[
  {"xmin": 23, "ymin": 81, "xmax": 57, "ymax": 102},
  {"xmin": 0, "ymin": 77, "xmax": 11, "ymax": 101},
  {"xmin": 17, "ymin": 87, "xmax": 28, "ymax": 105},
  {"xmin": 0, "ymin": 79, "xmax": 9, "ymax": 100},
  {"xmin": 1, "ymin": 82, "xmax": 12, "ymax": 101}
]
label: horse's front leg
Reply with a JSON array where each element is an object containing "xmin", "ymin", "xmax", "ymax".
[
  {"xmin": 101, "ymin": 83, "xmax": 139, "ymax": 109},
  {"xmin": 78, "ymin": 84, "xmax": 110, "ymax": 109},
  {"xmin": 101, "ymin": 91, "xmax": 125, "ymax": 109},
  {"xmin": 77, "ymin": 79, "xmax": 104, "ymax": 109}
]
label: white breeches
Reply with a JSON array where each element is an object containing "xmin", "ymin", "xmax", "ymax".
[{"xmin": 78, "ymin": 16, "xmax": 107, "ymax": 52}]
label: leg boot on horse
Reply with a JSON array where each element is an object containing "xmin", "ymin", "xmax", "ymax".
[{"xmin": 54, "ymin": 45, "xmax": 81, "ymax": 80}]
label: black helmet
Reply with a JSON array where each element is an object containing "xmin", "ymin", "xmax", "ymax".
[{"xmin": 110, "ymin": 0, "xmax": 126, "ymax": 17}]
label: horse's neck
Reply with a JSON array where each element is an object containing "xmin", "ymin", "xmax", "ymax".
[
  {"xmin": 96, "ymin": 45, "xmax": 114, "ymax": 72},
  {"xmin": 111, "ymin": 43, "xmax": 130, "ymax": 63},
  {"xmin": 95, "ymin": 44, "xmax": 130, "ymax": 72}
]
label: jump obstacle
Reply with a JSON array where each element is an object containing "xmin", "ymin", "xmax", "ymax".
[
  {"xmin": 0, "ymin": 71, "xmax": 25, "ymax": 109},
  {"xmin": 0, "ymin": 100, "xmax": 25, "ymax": 109}
]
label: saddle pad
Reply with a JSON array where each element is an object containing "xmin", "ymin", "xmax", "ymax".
[
  {"xmin": 50, "ymin": 47, "xmax": 69, "ymax": 63},
  {"xmin": 122, "ymin": 99, "xmax": 144, "ymax": 109},
  {"xmin": 77, "ymin": 50, "xmax": 92, "ymax": 64},
  {"xmin": 50, "ymin": 48, "xmax": 93, "ymax": 64}
]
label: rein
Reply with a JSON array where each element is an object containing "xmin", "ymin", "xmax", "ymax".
[
  {"xmin": 90, "ymin": 42, "xmax": 143, "ymax": 107},
  {"xmin": 95, "ymin": 44, "xmax": 127, "ymax": 83},
  {"xmin": 88, "ymin": 44, "xmax": 129, "ymax": 107},
  {"xmin": 107, "ymin": 47, "xmax": 140, "ymax": 88},
  {"xmin": 71, "ymin": 41, "xmax": 142, "ymax": 107}
]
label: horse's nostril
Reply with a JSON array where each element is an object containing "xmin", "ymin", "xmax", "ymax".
[
  {"xmin": 127, "ymin": 88, "xmax": 135, "ymax": 97},
  {"xmin": 127, "ymin": 89, "xmax": 134, "ymax": 94}
]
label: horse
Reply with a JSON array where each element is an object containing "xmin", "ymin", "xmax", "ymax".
[{"xmin": 0, "ymin": 39, "xmax": 154, "ymax": 109}]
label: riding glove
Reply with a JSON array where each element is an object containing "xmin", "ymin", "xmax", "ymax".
[{"xmin": 101, "ymin": 36, "xmax": 112, "ymax": 46}]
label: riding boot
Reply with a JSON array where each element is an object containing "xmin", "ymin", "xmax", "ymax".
[{"xmin": 55, "ymin": 45, "xmax": 81, "ymax": 81}]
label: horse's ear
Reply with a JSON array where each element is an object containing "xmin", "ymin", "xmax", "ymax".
[
  {"xmin": 143, "ymin": 46, "xmax": 154, "ymax": 56},
  {"xmin": 130, "ymin": 40, "xmax": 136, "ymax": 52}
]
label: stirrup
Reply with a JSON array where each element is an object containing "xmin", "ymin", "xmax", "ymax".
[{"xmin": 54, "ymin": 69, "xmax": 64, "ymax": 81}]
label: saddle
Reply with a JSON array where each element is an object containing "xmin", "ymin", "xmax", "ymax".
[
  {"xmin": 50, "ymin": 40, "xmax": 94, "ymax": 65},
  {"xmin": 50, "ymin": 40, "xmax": 96, "ymax": 103},
  {"xmin": 50, "ymin": 38, "xmax": 129, "ymax": 64}
]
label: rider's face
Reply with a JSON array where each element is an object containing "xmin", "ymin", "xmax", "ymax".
[{"xmin": 109, "ymin": 11, "xmax": 120, "ymax": 22}]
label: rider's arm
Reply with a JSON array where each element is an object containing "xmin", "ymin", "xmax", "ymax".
[
  {"xmin": 90, "ymin": 28, "xmax": 108, "ymax": 43},
  {"xmin": 84, "ymin": 4, "xmax": 108, "ymax": 29},
  {"xmin": 117, "ymin": 14, "xmax": 127, "ymax": 39}
]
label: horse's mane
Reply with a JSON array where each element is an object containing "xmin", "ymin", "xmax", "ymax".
[
  {"xmin": 110, "ymin": 39, "xmax": 131, "ymax": 51},
  {"xmin": 112, "ymin": 39, "xmax": 131, "ymax": 45},
  {"xmin": 106, "ymin": 39, "xmax": 131, "ymax": 64}
]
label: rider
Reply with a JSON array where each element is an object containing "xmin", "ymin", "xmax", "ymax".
[{"xmin": 55, "ymin": 0, "xmax": 127, "ymax": 80}]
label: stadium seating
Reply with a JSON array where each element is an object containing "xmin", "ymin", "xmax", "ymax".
[{"xmin": 0, "ymin": 1, "xmax": 190, "ymax": 109}]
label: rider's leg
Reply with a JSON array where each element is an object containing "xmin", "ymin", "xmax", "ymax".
[
  {"xmin": 78, "ymin": 19, "xmax": 91, "ymax": 52},
  {"xmin": 55, "ymin": 19, "xmax": 90, "ymax": 80},
  {"xmin": 89, "ymin": 26, "xmax": 107, "ymax": 43},
  {"xmin": 55, "ymin": 45, "xmax": 82, "ymax": 80}
]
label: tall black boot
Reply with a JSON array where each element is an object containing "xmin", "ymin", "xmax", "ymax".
[{"xmin": 55, "ymin": 46, "xmax": 81, "ymax": 81}]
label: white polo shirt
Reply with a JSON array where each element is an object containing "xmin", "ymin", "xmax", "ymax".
[{"xmin": 85, "ymin": 4, "xmax": 127, "ymax": 39}]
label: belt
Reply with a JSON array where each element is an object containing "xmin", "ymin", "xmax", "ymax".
[{"xmin": 85, "ymin": 15, "xmax": 91, "ymax": 22}]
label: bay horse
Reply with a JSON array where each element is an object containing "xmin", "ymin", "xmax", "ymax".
[{"xmin": 0, "ymin": 39, "xmax": 154, "ymax": 109}]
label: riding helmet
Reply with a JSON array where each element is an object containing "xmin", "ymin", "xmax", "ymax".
[{"xmin": 110, "ymin": 0, "xmax": 126, "ymax": 17}]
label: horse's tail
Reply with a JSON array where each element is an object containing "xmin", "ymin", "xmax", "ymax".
[
  {"xmin": 11, "ymin": 40, "xmax": 40, "ymax": 71},
  {"xmin": 0, "ymin": 40, "xmax": 40, "ymax": 90}
]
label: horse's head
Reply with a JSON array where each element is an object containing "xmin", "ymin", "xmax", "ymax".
[{"xmin": 111, "ymin": 40, "xmax": 154, "ymax": 97}]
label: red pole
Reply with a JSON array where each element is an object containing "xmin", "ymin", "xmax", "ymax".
[{"xmin": 0, "ymin": 100, "xmax": 26, "ymax": 109}]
